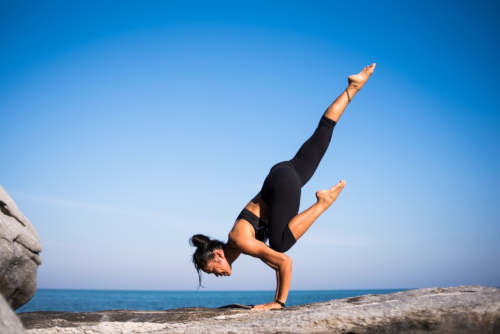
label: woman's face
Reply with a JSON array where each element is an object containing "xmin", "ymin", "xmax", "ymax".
[{"xmin": 204, "ymin": 248, "xmax": 232, "ymax": 277}]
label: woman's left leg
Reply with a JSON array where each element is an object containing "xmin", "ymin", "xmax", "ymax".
[
  {"xmin": 287, "ymin": 180, "xmax": 345, "ymax": 241},
  {"xmin": 261, "ymin": 162, "xmax": 302, "ymax": 253},
  {"xmin": 262, "ymin": 163, "xmax": 346, "ymax": 252}
]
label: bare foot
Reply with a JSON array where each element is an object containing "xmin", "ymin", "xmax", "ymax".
[
  {"xmin": 348, "ymin": 63, "xmax": 376, "ymax": 92},
  {"xmin": 316, "ymin": 180, "xmax": 346, "ymax": 208}
]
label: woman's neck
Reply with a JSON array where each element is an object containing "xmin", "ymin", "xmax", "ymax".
[{"xmin": 223, "ymin": 242, "xmax": 241, "ymax": 265}]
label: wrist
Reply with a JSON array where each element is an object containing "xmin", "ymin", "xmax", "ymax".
[{"xmin": 274, "ymin": 299, "xmax": 286, "ymax": 308}]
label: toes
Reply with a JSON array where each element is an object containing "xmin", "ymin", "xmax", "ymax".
[
  {"xmin": 364, "ymin": 63, "xmax": 376, "ymax": 72},
  {"xmin": 333, "ymin": 180, "xmax": 346, "ymax": 188}
]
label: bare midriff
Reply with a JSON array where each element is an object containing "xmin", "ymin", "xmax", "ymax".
[
  {"xmin": 228, "ymin": 192, "xmax": 270, "ymax": 246},
  {"xmin": 244, "ymin": 192, "xmax": 269, "ymax": 224}
]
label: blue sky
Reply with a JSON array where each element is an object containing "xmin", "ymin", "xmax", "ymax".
[{"xmin": 1, "ymin": 1, "xmax": 499, "ymax": 290}]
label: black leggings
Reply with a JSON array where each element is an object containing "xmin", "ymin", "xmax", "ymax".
[{"xmin": 260, "ymin": 115, "xmax": 336, "ymax": 252}]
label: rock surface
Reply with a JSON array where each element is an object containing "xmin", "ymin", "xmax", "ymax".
[
  {"xmin": 19, "ymin": 285, "xmax": 500, "ymax": 333},
  {"xmin": 0, "ymin": 185, "xmax": 42, "ymax": 310},
  {"xmin": 0, "ymin": 294, "xmax": 27, "ymax": 334}
]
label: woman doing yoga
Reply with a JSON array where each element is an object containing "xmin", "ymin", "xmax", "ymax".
[{"xmin": 190, "ymin": 63, "xmax": 376, "ymax": 311}]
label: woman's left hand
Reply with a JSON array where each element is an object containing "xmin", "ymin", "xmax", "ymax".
[{"xmin": 251, "ymin": 301, "xmax": 283, "ymax": 311}]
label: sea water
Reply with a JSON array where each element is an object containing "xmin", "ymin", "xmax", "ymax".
[{"xmin": 17, "ymin": 288, "xmax": 410, "ymax": 313}]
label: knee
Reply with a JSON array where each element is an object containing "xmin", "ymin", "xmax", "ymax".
[
  {"xmin": 270, "ymin": 240, "xmax": 294, "ymax": 253},
  {"xmin": 271, "ymin": 243, "xmax": 289, "ymax": 253},
  {"xmin": 270, "ymin": 227, "xmax": 297, "ymax": 253}
]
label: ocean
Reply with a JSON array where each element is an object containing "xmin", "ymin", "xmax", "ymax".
[{"xmin": 17, "ymin": 288, "xmax": 411, "ymax": 313}]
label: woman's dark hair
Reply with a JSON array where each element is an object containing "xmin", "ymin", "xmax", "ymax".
[{"xmin": 189, "ymin": 234, "xmax": 225, "ymax": 287}]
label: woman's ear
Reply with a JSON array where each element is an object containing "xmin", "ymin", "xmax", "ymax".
[{"xmin": 214, "ymin": 248, "xmax": 224, "ymax": 259}]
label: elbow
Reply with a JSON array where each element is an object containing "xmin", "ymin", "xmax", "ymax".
[
  {"xmin": 285, "ymin": 254, "xmax": 293, "ymax": 267},
  {"xmin": 280, "ymin": 254, "xmax": 293, "ymax": 271}
]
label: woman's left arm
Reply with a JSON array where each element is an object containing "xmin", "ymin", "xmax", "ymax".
[
  {"xmin": 235, "ymin": 238, "xmax": 292, "ymax": 310},
  {"xmin": 261, "ymin": 259, "xmax": 280, "ymax": 301}
]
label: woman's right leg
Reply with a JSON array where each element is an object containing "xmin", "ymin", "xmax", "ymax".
[
  {"xmin": 289, "ymin": 116, "xmax": 336, "ymax": 187},
  {"xmin": 287, "ymin": 63, "xmax": 376, "ymax": 241},
  {"xmin": 324, "ymin": 63, "xmax": 376, "ymax": 122},
  {"xmin": 264, "ymin": 64, "xmax": 377, "ymax": 249},
  {"xmin": 290, "ymin": 63, "xmax": 376, "ymax": 187}
]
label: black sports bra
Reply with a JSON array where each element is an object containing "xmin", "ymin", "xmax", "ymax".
[{"xmin": 236, "ymin": 208, "xmax": 268, "ymax": 243}]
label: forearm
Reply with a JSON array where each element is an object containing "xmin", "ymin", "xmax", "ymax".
[
  {"xmin": 261, "ymin": 259, "xmax": 281, "ymax": 300},
  {"xmin": 276, "ymin": 256, "xmax": 292, "ymax": 303},
  {"xmin": 274, "ymin": 269, "xmax": 280, "ymax": 300},
  {"xmin": 239, "ymin": 238, "xmax": 294, "ymax": 309}
]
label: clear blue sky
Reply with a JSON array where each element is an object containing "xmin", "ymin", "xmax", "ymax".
[{"xmin": 1, "ymin": 1, "xmax": 499, "ymax": 290}]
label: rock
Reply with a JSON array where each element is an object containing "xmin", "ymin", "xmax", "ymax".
[
  {"xmin": 0, "ymin": 185, "xmax": 42, "ymax": 310},
  {"xmin": 0, "ymin": 293, "xmax": 27, "ymax": 334},
  {"xmin": 18, "ymin": 285, "xmax": 500, "ymax": 333}
]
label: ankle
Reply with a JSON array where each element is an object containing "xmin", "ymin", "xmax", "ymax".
[
  {"xmin": 315, "ymin": 198, "xmax": 331, "ymax": 211},
  {"xmin": 346, "ymin": 85, "xmax": 359, "ymax": 101}
]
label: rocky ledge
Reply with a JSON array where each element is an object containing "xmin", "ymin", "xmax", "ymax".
[{"xmin": 19, "ymin": 285, "xmax": 500, "ymax": 333}]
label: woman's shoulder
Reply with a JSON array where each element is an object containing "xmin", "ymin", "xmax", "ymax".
[{"xmin": 228, "ymin": 219, "xmax": 255, "ymax": 245}]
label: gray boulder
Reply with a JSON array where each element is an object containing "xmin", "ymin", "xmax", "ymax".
[
  {"xmin": 0, "ymin": 185, "xmax": 42, "ymax": 310},
  {"xmin": 0, "ymin": 293, "xmax": 27, "ymax": 334}
]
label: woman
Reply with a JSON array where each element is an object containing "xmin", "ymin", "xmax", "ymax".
[{"xmin": 190, "ymin": 63, "xmax": 376, "ymax": 311}]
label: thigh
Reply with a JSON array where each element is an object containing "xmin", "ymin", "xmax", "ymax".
[
  {"xmin": 290, "ymin": 116, "xmax": 336, "ymax": 186},
  {"xmin": 261, "ymin": 162, "xmax": 301, "ymax": 252}
]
